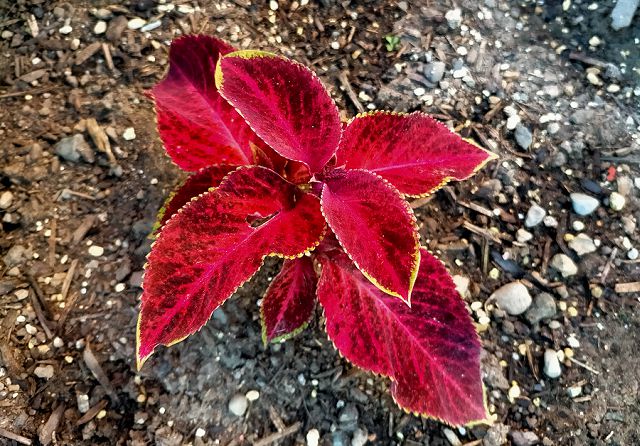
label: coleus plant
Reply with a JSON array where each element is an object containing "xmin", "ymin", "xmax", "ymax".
[{"xmin": 137, "ymin": 34, "xmax": 497, "ymax": 426}]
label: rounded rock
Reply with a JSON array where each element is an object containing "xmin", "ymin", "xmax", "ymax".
[
  {"xmin": 524, "ymin": 204, "xmax": 546, "ymax": 228},
  {"xmin": 609, "ymin": 192, "xmax": 626, "ymax": 211},
  {"xmin": 568, "ymin": 233, "xmax": 597, "ymax": 256},
  {"xmin": 491, "ymin": 282, "xmax": 532, "ymax": 316},
  {"xmin": 543, "ymin": 349, "xmax": 561, "ymax": 379},
  {"xmin": 228, "ymin": 393, "xmax": 248, "ymax": 417},
  {"xmin": 93, "ymin": 20, "xmax": 107, "ymax": 35},
  {"xmin": 525, "ymin": 293, "xmax": 556, "ymax": 325},
  {"xmin": 570, "ymin": 193, "xmax": 599, "ymax": 216},
  {"xmin": 550, "ymin": 253, "xmax": 578, "ymax": 277},
  {"xmin": 306, "ymin": 429, "xmax": 320, "ymax": 446}
]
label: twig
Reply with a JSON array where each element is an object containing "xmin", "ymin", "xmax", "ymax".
[
  {"xmin": 27, "ymin": 275, "xmax": 54, "ymax": 339},
  {"xmin": 102, "ymin": 43, "xmax": 114, "ymax": 72},
  {"xmin": 38, "ymin": 404, "xmax": 64, "ymax": 446},
  {"xmin": 458, "ymin": 200, "xmax": 495, "ymax": 218},
  {"xmin": 0, "ymin": 427, "xmax": 31, "ymax": 445},
  {"xmin": 568, "ymin": 357, "xmax": 600, "ymax": 375},
  {"xmin": 600, "ymin": 247, "xmax": 618, "ymax": 284},
  {"xmin": 61, "ymin": 259, "xmax": 78, "ymax": 301},
  {"xmin": 614, "ymin": 281, "xmax": 640, "ymax": 294},
  {"xmin": 462, "ymin": 221, "xmax": 501, "ymax": 244},
  {"xmin": 48, "ymin": 218, "xmax": 57, "ymax": 267},
  {"xmin": 76, "ymin": 400, "xmax": 108, "ymax": 426},
  {"xmin": 338, "ymin": 71, "xmax": 365, "ymax": 113},
  {"xmin": 252, "ymin": 422, "xmax": 301, "ymax": 446},
  {"xmin": 83, "ymin": 342, "xmax": 121, "ymax": 404}
]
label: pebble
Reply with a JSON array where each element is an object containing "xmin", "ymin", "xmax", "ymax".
[
  {"xmin": 123, "ymin": 127, "xmax": 136, "ymax": 140},
  {"xmin": 511, "ymin": 431, "xmax": 540, "ymax": 446},
  {"xmin": 506, "ymin": 114, "xmax": 521, "ymax": 130},
  {"xmin": 443, "ymin": 428, "xmax": 462, "ymax": 446},
  {"xmin": 525, "ymin": 293, "xmax": 556, "ymax": 325},
  {"xmin": 543, "ymin": 349, "xmax": 562, "ymax": 378},
  {"xmin": 246, "ymin": 390, "xmax": 260, "ymax": 401},
  {"xmin": 269, "ymin": 0, "xmax": 279, "ymax": 10},
  {"xmin": 610, "ymin": 0, "xmax": 639, "ymax": 30},
  {"xmin": 53, "ymin": 337, "xmax": 64, "ymax": 348},
  {"xmin": 572, "ymin": 220, "xmax": 585, "ymax": 231},
  {"xmin": 550, "ymin": 253, "xmax": 578, "ymax": 277},
  {"xmin": 424, "ymin": 61, "xmax": 446, "ymax": 83},
  {"xmin": 59, "ymin": 25, "xmax": 72, "ymax": 35},
  {"xmin": 0, "ymin": 191, "xmax": 13, "ymax": 209},
  {"xmin": 609, "ymin": 191, "xmax": 626, "ymax": 211},
  {"xmin": 127, "ymin": 18, "xmax": 147, "ymax": 30},
  {"xmin": 452, "ymin": 275, "xmax": 470, "ymax": 298},
  {"xmin": 570, "ymin": 193, "xmax": 599, "ymax": 216},
  {"xmin": 567, "ymin": 386, "xmax": 582, "ymax": 398},
  {"xmin": 569, "ymin": 233, "xmax": 597, "ymax": 256},
  {"xmin": 524, "ymin": 204, "xmax": 546, "ymax": 227},
  {"xmin": 516, "ymin": 228, "xmax": 533, "ymax": 243},
  {"xmin": 55, "ymin": 134, "xmax": 94, "ymax": 163},
  {"xmin": 15, "ymin": 289, "xmax": 29, "ymax": 300},
  {"xmin": 34, "ymin": 365, "xmax": 54, "ymax": 379},
  {"xmin": 25, "ymin": 323, "xmax": 37, "ymax": 335},
  {"xmin": 628, "ymin": 248, "xmax": 639, "ymax": 260},
  {"xmin": 88, "ymin": 245, "xmax": 104, "ymax": 257},
  {"xmin": 306, "ymin": 429, "xmax": 320, "ymax": 446},
  {"xmin": 351, "ymin": 428, "xmax": 368, "ymax": 446},
  {"xmin": 445, "ymin": 8, "xmax": 462, "ymax": 29},
  {"xmin": 491, "ymin": 282, "xmax": 532, "ymax": 315},
  {"xmin": 77, "ymin": 394, "xmax": 90, "ymax": 413},
  {"xmin": 228, "ymin": 393, "xmax": 248, "ymax": 416},
  {"xmin": 514, "ymin": 124, "xmax": 533, "ymax": 150},
  {"xmin": 93, "ymin": 21, "xmax": 107, "ymax": 35},
  {"xmin": 94, "ymin": 8, "xmax": 112, "ymax": 19},
  {"xmin": 140, "ymin": 20, "xmax": 162, "ymax": 32},
  {"xmin": 543, "ymin": 215, "xmax": 558, "ymax": 228},
  {"xmin": 547, "ymin": 122, "xmax": 560, "ymax": 134},
  {"xmin": 195, "ymin": 428, "xmax": 206, "ymax": 438}
]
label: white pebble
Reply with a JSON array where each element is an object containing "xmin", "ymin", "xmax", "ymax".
[
  {"xmin": 25, "ymin": 324, "xmax": 37, "ymax": 335},
  {"xmin": 269, "ymin": 0, "xmax": 279, "ymax": 10},
  {"xmin": 123, "ymin": 127, "xmax": 136, "ymax": 141},
  {"xmin": 195, "ymin": 428, "xmax": 206, "ymax": 438},
  {"xmin": 127, "ymin": 18, "xmax": 147, "ymax": 30},
  {"xmin": 53, "ymin": 337, "xmax": 64, "ymax": 348},
  {"xmin": 246, "ymin": 390, "xmax": 260, "ymax": 401},
  {"xmin": 330, "ymin": 41, "xmax": 340, "ymax": 50},
  {"xmin": 15, "ymin": 289, "xmax": 29, "ymax": 300},
  {"xmin": 306, "ymin": 429, "xmax": 320, "ymax": 446},
  {"xmin": 34, "ymin": 365, "xmax": 54, "ymax": 379},
  {"xmin": 93, "ymin": 21, "xmax": 107, "ymax": 35},
  {"xmin": 609, "ymin": 192, "xmax": 626, "ymax": 211},
  {"xmin": 88, "ymin": 245, "xmax": 104, "ymax": 257},
  {"xmin": 59, "ymin": 25, "xmax": 73, "ymax": 35},
  {"xmin": 572, "ymin": 221, "xmax": 585, "ymax": 231},
  {"xmin": 543, "ymin": 349, "xmax": 562, "ymax": 379},
  {"xmin": 114, "ymin": 283, "xmax": 126, "ymax": 292},
  {"xmin": 413, "ymin": 87, "xmax": 426, "ymax": 97},
  {"xmin": 628, "ymin": 248, "xmax": 639, "ymax": 260},
  {"xmin": 228, "ymin": 393, "xmax": 248, "ymax": 416}
]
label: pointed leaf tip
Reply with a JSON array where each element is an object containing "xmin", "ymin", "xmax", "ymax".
[
  {"xmin": 217, "ymin": 50, "xmax": 341, "ymax": 174},
  {"xmin": 317, "ymin": 248, "xmax": 486, "ymax": 425},
  {"xmin": 336, "ymin": 111, "xmax": 497, "ymax": 196},
  {"xmin": 138, "ymin": 166, "xmax": 326, "ymax": 361},
  {"xmin": 321, "ymin": 169, "xmax": 420, "ymax": 302}
]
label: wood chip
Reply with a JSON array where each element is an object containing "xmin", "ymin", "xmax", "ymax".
[
  {"xmin": 252, "ymin": 422, "xmax": 301, "ymax": 446},
  {"xmin": 76, "ymin": 400, "xmax": 108, "ymax": 426},
  {"xmin": 74, "ymin": 42, "xmax": 102, "ymax": 66},
  {"xmin": 72, "ymin": 215, "xmax": 96, "ymax": 244},
  {"xmin": 86, "ymin": 118, "xmax": 116, "ymax": 164},
  {"xmin": 614, "ymin": 281, "xmax": 640, "ymax": 294},
  {"xmin": 83, "ymin": 342, "xmax": 121, "ymax": 404},
  {"xmin": 27, "ymin": 275, "xmax": 54, "ymax": 339},
  {"xmin": 0, "ymin": 427, "xmax": 31, "ymax": 446},
  {"xmin": 60, "ymin": 259, "xmax": 78, "ymax": 301},
  {"xmin": 38, "ymin": 404, "xmax": 64, "ymax": 446},
  {"xmin": 338, "ymin": 71, "xmax": 365, "ymax": 113}
]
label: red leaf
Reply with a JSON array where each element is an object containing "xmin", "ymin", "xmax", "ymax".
[
  {"xmin": 321, "ymin": 169, "xmax": 420, "ymax": 303},
  {"xmin": 317, "ymin": 248, "xmax": 486, "ymax": 425},
  {"xmin": 151, "ymin": 164, "xmax": 238, "ymax": 238},
  {"xmin": 216, "ymin": 51, "xmax": 341, "ymax": 174},
  {"xmin": 261, "ymin": 257, "xmax": 317, "ymax": 344},
  {"xmin": 151, "ymin": 35, "xmax": 261, "ymax": 171},
  {"xmin": 137, "ymin": 166, "xmax": 326, "ymax": 367},
  {"xmin": 335, "ymin": 112, "xmax": 497, "ymax": 196}
]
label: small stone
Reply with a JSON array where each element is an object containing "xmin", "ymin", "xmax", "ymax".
[
  {"xmin": 88, "ymin": 245, "xmax": 104, "ymax": 257},
  {"xmin": 53, "ymin": 337, "xmax": 64, "ymax": 348},
  {"xmin": 524, "ymin": 204, "xmax": 546, "ymax": 227},
  {"xmin": 569, "ymin": 233, "xmax": 597, "ymax": 256},
  {"xmin": 413, "ymin": 87, "xmax": 426, "ymax": 97},
  {"xmin": 572, "ymin": 220, "xmax": 585, "ymax": 231},
  {"xmin": 123, "ymin": 127, "xmax": 136, "ymax": 140},
  {"xmin": 567, "ymin": 335, "xmax": 580, "ymax": 348},
  {"xmin": 246, "ymin": 390, "xmax": 260, "ymax": 401},
  {"xmin": 514, "ymin": 124, "xmax": 533, "ymax": 150},
  {"xmin": 93, "ymin": 21, "xmax": 107, "ymax": 35},
  {"xmin": 483, "ymin": 423, "xmax": 510, "ymax": 446},
  {"xmin": 550, "ymin": 254, "xmax": 578, "ymax": 277},
  {"xmin": 607, "ymin": 84, "xmax": 621, "ymax": 93},
  {"xmin": 34, "ymin": 365, "xmax": 54, "ymax": 379},
  {"xmin": 570, "ymin": 193, "xmax": 599, "ymax": 216},
  {"xmin": 424, "ymin": 61, "xmax": 446, "ymax": 83},
  {"xmin": 77, "ymin": 394, "xmax": 90, "ymax": 413},
  {"xmin": 543, "ymin": 349, "xmax": 561, "ymax": 379},
  {"xmin": 506, "ymin": 114, "xmax": 521, "ymax": 130},
  {"xmin": 516, "ymin": 228, "xmax": 533, "ymax": 243},
  {"xmin": 94, "ymin": 8, "xmax": 112, "ymax": 19},
  {"xmin": 228, "ymin": 393, "xmax": 248, "ymax": 416},
  {"xmin": 338, "ymin": 404, "xmax": 358, "ymax": 430},
  {"xmin": 511, "ymin": 431, "xmax": 540, "ymax": 446},
  {"xmin": 567, "ymin": 386, "xmax": 582, "ymax": 398},
  {"xmin": 55, "ymin": 134, "xmax": 94, "ymax": 163},
  {"xmin": 195, "ymin": 428, "xmax": 206, "ymax": 438},
  {"xmin": 351, "ymin": 428, "xmax": 368, "ymax": 446},
  {"xmin": 269, "ymin": 0, "xmax": 279, "ymax": 10},
  {"xmin": 491, "ymin": 282, "xmax": 532, "ymax": 316},
  {"xmin": 445, "ymin": 8, "xmax": 462, "ymax": 29},
  {"xmin": 628, "ymin": 248, "xmax": 639, "ymax": 260},
  {"xmin": 588, "ymin": 36, "xmax": 602, "ymax": 46},
  {"xmin": 59, "ymin": 25, "xmax": 73, "ymax": 35},
  {"xmin": 127, "ymin": 18, "xmax": 146, "ymax": 30},
  {"xmin": 0, "ymin": 191, "xmax": 13, "ymax": 209},
  {"xmin": 330, "ymin": 41, "xmax": 340, "ymax": 50},
  {"xmin": 452, "ymin": 275, "xmax": 470, "ymax": 298},
  {"xmin": 4, "ymin": 245, "xmax": 28, "ymax": 267},
  {"xmin": 443, "ymin": 428, "xmax": 462, "ymax": 446},
  {"xmin": 15, "ymin": 289, "xmax": 29, "ymax": 300},
  {"xmin": 307, "ymin": 429, "xmax": 320, "ymax": 446},
  {"xmin": 543, "ymin": 215, "xmax": 558, "ymax": 228},
  {"xmin": 547, "ymin": 122, "xmax": 560, "ymax": 134},
  {"xmin": 610, "ymin": 0, "xmax": 639, "ymax": 30},
  {"xmin": 609, "ymin": 192, "xmax": 626, "ymax": 211},
  {"xmin": 140, "ymin": 20, "xmax": 161, "ymax": 32},
  {"xmin": 525, "ymin": 293, "xmax": 556, "ymax": 325},
  {"xmin": 114, "ymin": 283, "xmax": 126, "ymax": 292}
]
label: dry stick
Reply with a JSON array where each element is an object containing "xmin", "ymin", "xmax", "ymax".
[
  {"xmin": 38, "ymin": 404, "xmax": 65, "ymax": 446},
  {"xmin": 83, "ymin": 342, "xmax": 121, "ymax": 404},
  {"xmin": 615, "ymin": 281, "xmax": 640, "ymax": 294},
  {"xmin": 338, "ymin": 71, "xmax": 365, "ymax": 114},
  {"xmin": 462, "ymin": 220, "xmax": 501, "ymax": 244},
  {"xmin": 252, "ymin": 422, "xmax": 301, "ymax": 446},
  {"xmin": 48, "ymin": 218, "xmax": 57, "ymax": 268},
  {"xmin": 600, "ymin": 247, "xmax": 618, "ymax": 284},
  {"xmin": 102, "ymin": 43, "xmax": 114, "ymax": 72},
  {"xmin": 0, "ymin": 427, "xmax": 32, "ymax": 445},
  {"xmin": 26, "ymin": 275, "xmax": 54, "ymax": 339},
  {"xmin": 568, "ymin": 357, "xmax": 600, "ymax": 375},
  {"xmin": 76, "ymin": 400, "xmax": 108, "ymax": 426},
  {"xmin": 60, "ymin": 259, "xmax": 78, "ymax": 301}
]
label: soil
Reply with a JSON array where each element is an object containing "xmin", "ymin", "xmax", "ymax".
[{"xmin": 0, "ymin": 1, "xmax": 639, "ymax": 446}]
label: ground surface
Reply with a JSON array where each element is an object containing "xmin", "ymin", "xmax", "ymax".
[{"xmin": 0, "ymin": 0, "xmax": 639, "ymax": 445}]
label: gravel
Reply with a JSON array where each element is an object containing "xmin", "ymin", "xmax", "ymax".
[
  {"xmin": 570, "ymin": 193, "xmax": 599, "ymax": 216},
  {"xmin": 610, "ymin": 0, "xmax": 640, "ymax": 30},
  {"xmin": 550, "ymin": 253, "xmax": 578, "ymax": 277},
  {"xmin": 423, "ymin": 61, "xmax": 446, "ymax": 84},
  {"xmin": 525, "ymin": 293, "xmax": 556, "ymax": 325},
  {"xmin": 609, "ymin": 192, "xmax": 626, "ymax": 211},
  {"xmin": 491, "ymin": 282, "xmax": 532, "ymax": 316},
  {"xmin": 516, "ymin": 228, "xmax": 533, "ymax": 243},
  {"xmin": 524, "ymin": 204, "xmax": 546, "ymax": 227},
  {"xmin": 514, "ymin": 124, "xmax": 533, "ymax": 150},
  {"xmin": 568, "ymin": 233, "xmax": 597, "ymax": 256},
  {"xmin": 543, "ymin": 349, "xmax": 562, "ymax": 379},
  {"xmin": 34, "ymin": 365, "xmax": 54, "ymax": 379},
  {"xmin": 445, "ymin": 8, "xmax": 462, "ymax": 29},
  {"xmin": 0, "ymin": 191, "xmax": 13, "ymax": 209},
  {"xmin": 511, "ymin": 431, "xmax": 540, "ymax": 446},
  {"xmin": 55, "ymin": 134, "xmax": 95, "ymax": 163},
  {"xmin": 228, "ymin": 393, "xmax": 248, "ymax": 417}
]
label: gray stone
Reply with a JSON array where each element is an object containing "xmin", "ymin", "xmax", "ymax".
[
  {"xmin": 55, "ymin": 134, "xmax": 94, "ymax": 163},
  {"xmin": 525, "ymin": 204, "xmax": 546, "ymax": 227},
  {"xmin": 424, "ymin": 61, "xmax": 446, "ymax": 83},
  {"xmin": 611, "ymin": 0, "xmax": 639, "ymax": 30},
  {"xmin": 516, "ymin": 228, "xmax": 533, "ymax": 243},
  {"xmin": 568, "ymin": 234, "xmax": 597, "ymax": 256},
  {"xmin": 543, "ymin": 349, "xmax": 561, "ymax": 378},
  {"xmin": 491, "ymin": 282, "xmax": 532, "ymax": 315},
  {"xmin": 483, "ymin": 423, "xmax": 510, "ymax": 446},
  {"xmin": 525, "ymin": 293, "xmax": 556, "ymax": 325},
  {"xmin": 3, "ymin": 245, "xmax": 28, "ymax": 267},
  {"xmin": 511, "ymin": 431, "xmax": 540, "ymax": 446},
  {"xmin": 228, "ymin": 393, "xmax": 248, "ymax": 416},
  {"xmin": 514, "ymin": 124, "xmax": 533, "ymax": 150},
  {"xmin": 570, "ymin": 193, "xmax": 599, "ymax": 216},
  {"xmin": 332, "ymin": 431, "xmax": 349, "ymax": 446},
  {"xmin": 351, "ymin": 428, "xmax": 368, "ymax": 446},
  {"xmin": 445, "ymin": 8, "xmax": 462, "ymax": 29},
  {"xmin": 34, "ymin": 365, "xmax": 54, "ymax": 379},
  {"xmin": 550, "ymin": 253, "xmax": 578, "ymax": 277},
  {"xmin": 339, "ymin": 404, "xmax": 359, "ymax": 431}
]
